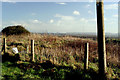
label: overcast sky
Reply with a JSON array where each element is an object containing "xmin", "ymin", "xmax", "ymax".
[{"xmin": 1, "ymin": 1, "xmax": 119, "ymax": 33}]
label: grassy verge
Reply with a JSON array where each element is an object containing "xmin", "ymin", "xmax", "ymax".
[
  {"xmin": 1, "ymin": 61, "xmax": 90, "ymax": 80},
  {"xmin": 1, "ymin": 60, "xmax": 120, "ymax": 80}
]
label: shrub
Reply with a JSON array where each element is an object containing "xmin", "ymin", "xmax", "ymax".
[{"xmin": 2, "ymin": 25, "xmax": 30, "ymax": 36}]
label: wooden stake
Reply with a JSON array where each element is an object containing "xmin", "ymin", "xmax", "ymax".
[
  {"xmin": 118, "ymin": 44, "xmax": 120, "ymax": 62},
  {"xmin": 3, "ymin": 38, "xmax": 6, "ymax": 54},
  {"xmin": 84, "ymin": 43, "xmax": 89, "ymax": 70},
  {"xmin": 96, "ymin": 0, "xmax": 107, "ymax": 78},
  {"xmin": 27, "ymin": 45, "xmax": 29, "ymax": 54},
  {"xmin": 31, "ymin": 40, "xmax": 34, "ymax": 62}
]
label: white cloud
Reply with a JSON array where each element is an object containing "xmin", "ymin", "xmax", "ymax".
[
  {"xmin": 88, "ymin": 10, "xmax": 93, "ymax": 15},
  {"xmin": 73, "ymin": 11, "xmax": 80, "ymax": 15},
  {"xmin": 31, "ymin": 13, "xmax": 36, "ymax": 16},
  {"xmin": 54, "ymin": 14, "xmax": 77, "ymax": 29},
  {"xmin": 32, "ymin": 19, "xmax": 42, "ymax": 23},
  {"xmin": 71, "ymin": 0, "xmax": 78, "ymax": 1},
  {"xmin": 55, "ymin": 14, "xmax": 75, "ymax": 20},
  {"xmin": 89, "ymin": 18, "xmax": 97, "ymax": 22},
  {"xmin": 11, "ymin": 21, "xmax": 28, "ymax": 26},
  {"xmin": 113, "ymin": 14, "xmax": 118, "ymax": 17},
  {"xmin": 89, "ymin": 0, "xmax": 94, "ymax": 2},
  {"xmin": 50, "ymin": 19, "xmax": 54, "ymax": 23},
  {"xmin": 53, "ymin": 14, "xmax": 97, "ymax": 32},
  {"xmin": 104, "ymin": 4, "xmax": 118, "ymax": 10},
  {"xmin": 104, "ymin": 18, "xmax": 107, "ymax": 21},
  {"xmin": 56, "ymin": 2, "xmax": 66, "ymax": 5},
  {"xmin": 86, "ymin": 4, "xmax": 91, "ymax": 8},
  {"xmin": 2, "ymin": 0, "xmax": 16, "ymax": 3},
  {"xmin": 3, "ymin": 15, "xmax": 98, "ymax": 33},
  {"xmin": 80, "ymin": 18, "xmax": 88, "ymax": 23},
  {"xmin": 32, "ymin": 20, "xmax": 39, "ymax": 23}
]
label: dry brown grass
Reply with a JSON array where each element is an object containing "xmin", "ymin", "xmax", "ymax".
[{"xmin": 1, "ymin": 33, "xmax": 120, "ymax": 66}]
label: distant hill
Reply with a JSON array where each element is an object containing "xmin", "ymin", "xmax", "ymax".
[
  {"xmin": 38, "ymin": 32, "xmax": 118, "ymax": 38},
  {"xmin": 2, "ymin": 25, "xmax": 30, "ymax": 36}
]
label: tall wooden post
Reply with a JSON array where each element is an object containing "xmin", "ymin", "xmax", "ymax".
[
  {"xmin": 31, "ymin": 40, "xmax": 34, "ymax": 62},
  {"xmin": 96, "ymin": 0, "xmax": 107, "ymax": 78},
  {"xmin": 3, "ymin": 38, "xmax": 6, "ymax": 54},
  {"xmin": 84, "ymin": 43, "xmax": 89, "ymax": 71}
]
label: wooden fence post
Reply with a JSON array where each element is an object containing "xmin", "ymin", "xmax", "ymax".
[
  {"xmin": 118, "ymin": 44, "xmax": 120, "ymax": 62},
  {"xmin": 27, "ymin": 45, "xmax": 29, "ymax": 54},
  {"xmin": 31, "ymin": 40, "xmax": 34, "ymax": 62},
  {"xmin": 96, "ymin": 0, "xmax": 107, "ymax": 78},
  {"xmin": 84, "ymin": 43, "xmax": 89, "ymax": 70},
  {"xmin": 3, "ymin": 38, "xmax": 6, "ymax": 54}
]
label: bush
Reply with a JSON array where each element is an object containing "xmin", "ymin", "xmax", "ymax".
[{"xmin": 2, "ymin": 25, "xmax": 30, "ymax": 36}]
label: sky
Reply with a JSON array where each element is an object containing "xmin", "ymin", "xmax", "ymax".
[{"xmin": 1, "ymin": 1, "xmax": 119, "ymax": 33}]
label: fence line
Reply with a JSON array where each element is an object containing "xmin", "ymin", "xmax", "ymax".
[{"xmin": 1, "ymin": 38, "xmax": 91, "ymax": 70}]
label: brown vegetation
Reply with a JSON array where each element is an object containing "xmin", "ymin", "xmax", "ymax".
[
  {"xmin": 2, "ymin": 34, "xmax": 119, "ymax": 66},
  {"xmin": 1, "ymin": 34, "xmax": 120, "ymax": 79}
]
